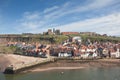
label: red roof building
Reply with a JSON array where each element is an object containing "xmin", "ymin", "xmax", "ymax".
[{"xmin": 61, "ymin": 32, "xmax": 79, "ymax": 35}]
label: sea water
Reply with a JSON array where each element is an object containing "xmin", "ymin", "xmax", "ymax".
[{"xmin": 1, "ymin": 67, "xmax": 120, "ymax": 80}]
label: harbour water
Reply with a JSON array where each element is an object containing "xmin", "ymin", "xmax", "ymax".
[{"xmin": 1, "ymin": 67, "xmax": 120, "ymax": 80}]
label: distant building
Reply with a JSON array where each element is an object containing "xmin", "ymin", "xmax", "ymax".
[
  {"xmin": 43, "ymin": 28, "xmax": 61, "ymax": 35},
  {"xmin": 0, "ymin": 34, "xmax": 32, "ymax": 42},
  {"xmin": 53, "ymin": 28, "xmax": 55, "ymax": 33},
  {"xmin": 48, "ymin": 29, "xmax": 53, "ymax": 35},
  {"xmin": 61, "ymin": 32, "xmax": 79, "ymax": 35},
  {"xmin": 72, "ymin": 36, "xmax": 82, "ymax": 43},
  {"xmin": 80, "ymin": 32, "xmax": 99, "ymax": 36},
  {"xmin": 55, "ymin": 29, "xmax": 60, "ymax": 35}
]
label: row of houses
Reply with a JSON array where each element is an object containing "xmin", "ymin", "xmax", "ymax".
[{"xmin": 6, "ymin": 36, "xmax": 120, "ymax": 59}]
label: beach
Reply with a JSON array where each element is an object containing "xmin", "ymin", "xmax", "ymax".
[
  {"xmin": 21, "ymin": 58, "xmax": 120, "ymax": 73},
  {"xmin": 29, "ymin": 67, "xmax": 84, "ymax": 72}
]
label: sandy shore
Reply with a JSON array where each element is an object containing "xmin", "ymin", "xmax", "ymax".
[
  {"xmin": 23, "ymin": 59, "xmax": 120, "ymax": 73},
  {"xmin": 30, "ymin": 67, "xmax": 84, "ymax": 72}
]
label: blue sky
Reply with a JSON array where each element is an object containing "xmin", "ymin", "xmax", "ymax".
[{"xmin": 0, "ymin": 0, "xmax": 120, "ymax": 36}]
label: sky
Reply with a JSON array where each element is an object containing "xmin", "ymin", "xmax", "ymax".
[{"xmin": 0, "ymin": 0, "xmax": 120, "ymax": 36}]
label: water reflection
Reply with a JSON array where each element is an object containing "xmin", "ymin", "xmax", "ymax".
[
  {"xmin": 0, "ymin": 72, "xmax": 6, "ymax": 80},
  {"xmin": 1, "ymin": 67, "xmax": 120, "ymax": 80}
]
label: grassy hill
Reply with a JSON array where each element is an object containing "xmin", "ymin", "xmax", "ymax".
[{"xmin": 37, "ymin": 34, "xmax": 120, "ymax": 44}]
